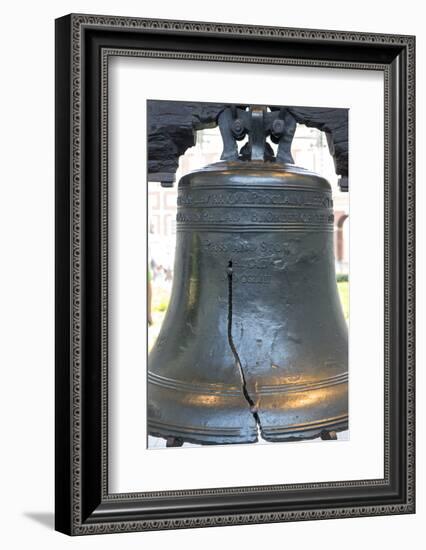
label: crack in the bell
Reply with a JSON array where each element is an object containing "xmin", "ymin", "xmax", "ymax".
[{"xmin": 227, "ymin": 260, "xmax": 262, "ymax": 441}]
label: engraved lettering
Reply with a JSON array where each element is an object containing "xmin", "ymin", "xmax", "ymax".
[
  {"xmin": 235, "ymin": 274, "xmax": 272, "ymax": 285},
  {"xmin": 178, "ymin": 190, "xmax": 333, "ymax": 209}
]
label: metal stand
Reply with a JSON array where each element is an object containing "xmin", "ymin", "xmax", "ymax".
[
  {"xmin": 166, "ymin": 436, "xmax": 184, "ymax": 447},
  {"xmin": 320, "ymin": 430, "xmax": 338, "ymax": 440}
]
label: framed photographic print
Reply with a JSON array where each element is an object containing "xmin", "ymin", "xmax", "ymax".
[{"xmin": 55, "ymin": 13, "xmax": 415, "ymax": 535}]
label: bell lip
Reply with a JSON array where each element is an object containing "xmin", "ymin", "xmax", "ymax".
[
  {"xmin": 179, "ymin": 160, "xmax": 331, "ymax": 191},
  {"xmin": 147, "ymin": 416, "xmax": 349, "ymax": 446}
]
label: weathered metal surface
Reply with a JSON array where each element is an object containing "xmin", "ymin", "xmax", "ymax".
[{"xmin": 147, "ymin": 159, "xmax": 348, "ymax": 444}]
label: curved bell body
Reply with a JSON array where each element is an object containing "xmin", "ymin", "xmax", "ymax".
[{"xmin": 148, "ymin": 160, "xmax": 348, "ymax": 444}]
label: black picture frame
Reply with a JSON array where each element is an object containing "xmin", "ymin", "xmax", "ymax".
[{"xmin": 55, "ymin": 13, "xmax": 415, "ymax": 535}]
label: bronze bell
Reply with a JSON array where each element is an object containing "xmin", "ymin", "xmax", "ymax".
[{"xmin": 148, "ymin": 106, "xmax": 348, "ymax": 445}]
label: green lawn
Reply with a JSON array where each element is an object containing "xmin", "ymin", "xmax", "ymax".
[{"xmin": 337, "ymin": 281, "xmax": 349, "ymax": 321}]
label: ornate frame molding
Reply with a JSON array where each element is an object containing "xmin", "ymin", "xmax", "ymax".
[{"xmin": 55, "ymin": 13, "xmax": 415, "ymax": 535}]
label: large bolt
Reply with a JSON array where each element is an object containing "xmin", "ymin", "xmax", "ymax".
[
  {"xmin": 271, "ymin": 118, "xmax": 285, "ymax": 138},
  {"xmin": 231, "ymin": 118, "xmax": 246, "ymax": 139}
]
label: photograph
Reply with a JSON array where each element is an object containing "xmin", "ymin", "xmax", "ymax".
[{"xmin": 146, "ymin": 100, "xmax": 350, "ymax": 448}]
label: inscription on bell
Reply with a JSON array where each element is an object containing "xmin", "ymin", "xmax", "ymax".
[
  {"xmin": 177, "ymin": 209, "xmax": 334, "ymax": 224},
  {"xmin": 201, "ymin": 239, "xmax": 257, "ymax": 254},
  {"xmin": 233, "ymin": 273, "xmax": 272, "ymax": 285},
  {"xmin": 201, "ymin": 239, "xmax": 293, "ymax": 255},
  {"xmin": 251, "ymin": 211, "xmax": 334, "ymax": 224},
  {"xmin": 178, "ymin": 190, "xmax": 332, "ymax": 208},
  {"xmin": 176, "ymin": 211, "xmax": 242, "ymax": 223}
]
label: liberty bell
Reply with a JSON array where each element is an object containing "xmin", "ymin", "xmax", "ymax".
[{"xmin": 148, "ymin": 106, "xmax": 348, "ymax": 445}]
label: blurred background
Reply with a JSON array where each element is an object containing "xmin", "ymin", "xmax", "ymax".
[{"xmin": 148, "ymin": 124, "xmax": 349, "ymax": 352}]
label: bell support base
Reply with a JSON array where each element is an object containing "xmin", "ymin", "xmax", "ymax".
[
  {"xmin": 166, "ymin": 436, "xmax": 184, "ymax": 447},
  {"xmin": 321, "ymin": 430, "xmax": 338, "ymax": 440}
]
